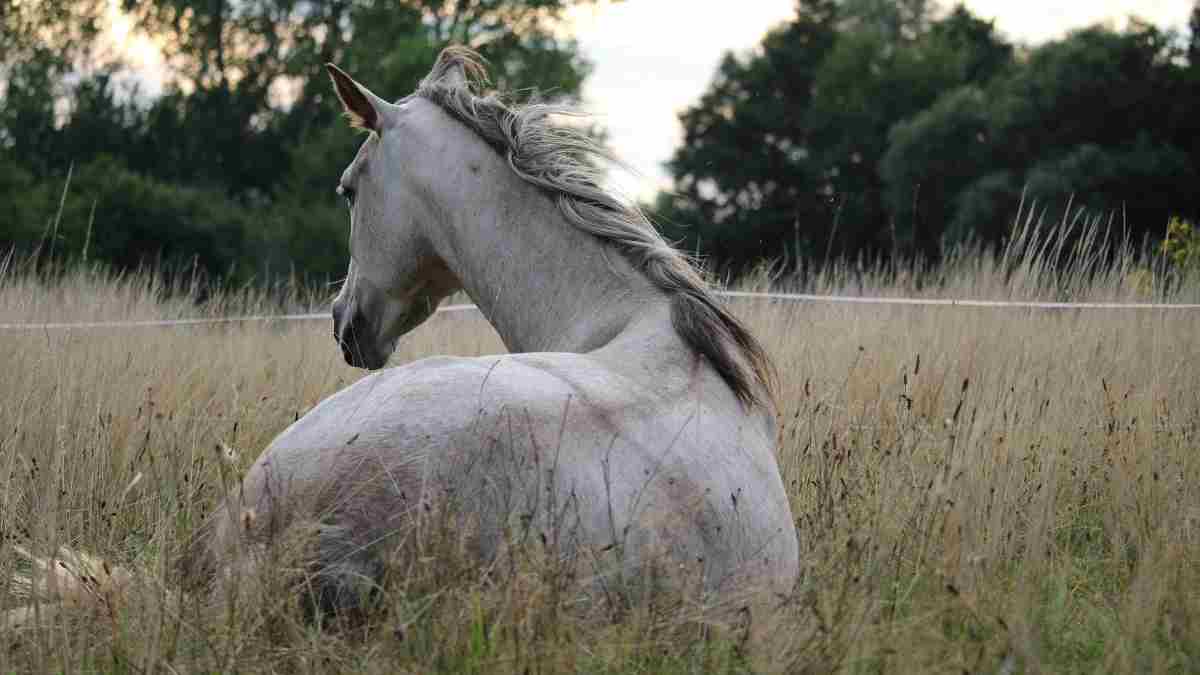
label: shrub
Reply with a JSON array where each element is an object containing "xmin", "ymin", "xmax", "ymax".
[{"xmin": 1161, "ymin": 216, "xmax": 1200, "ymax": 271}]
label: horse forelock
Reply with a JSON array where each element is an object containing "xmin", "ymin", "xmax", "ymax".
[{"xmin": 414, "ymin": 46, "xmax": 777, "ymax": 409}]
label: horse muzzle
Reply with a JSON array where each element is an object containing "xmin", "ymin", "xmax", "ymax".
[{"xmin": 332, "ymin": 302, "xmax": 389, "ymax": 370}]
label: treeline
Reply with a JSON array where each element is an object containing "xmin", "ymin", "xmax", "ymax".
[
  {"xmin": 657, "ymin": 0, "xmax": 1200, "ymax": 270},
  {"xmin": 2, "ymin": 1, "xmax": 1199, "ymax": 282},
  {"xmin": 0, "ymin": 0, "xmax": 592, "ymax": 283}
]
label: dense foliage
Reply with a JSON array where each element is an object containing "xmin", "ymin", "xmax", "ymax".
[
  {"xmin": 658, "ymin": 0, "xmax": 1200, "ymax": 271},
  {"xmin": 0, "ymin": 0, "xmax": 593, "ymax": 282},
  {"xmin": 2, "ymin": 1, "xmax": 1199, "ymax": 280}
]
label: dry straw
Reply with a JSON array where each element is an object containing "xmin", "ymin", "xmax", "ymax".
[{"xmin": 2, "ymin": 207, "xmax": 1198, "ymax": 672}]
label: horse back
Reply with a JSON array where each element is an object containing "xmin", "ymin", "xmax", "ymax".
[{"xmin": 208, "ymin": 353, "xmax": 796, "ymax": 599}]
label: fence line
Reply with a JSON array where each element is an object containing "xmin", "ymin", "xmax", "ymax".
[
  {"xmin": 717, "ymin": 290, "xmax": 1200, "ymax": 310},
  {"xmin": 1, "ymin": 292, "xmax": 1198, "ymax": 331}
]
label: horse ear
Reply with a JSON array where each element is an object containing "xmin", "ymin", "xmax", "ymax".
[
  {"xmin": 421, "ymin": 46, "xmax": 489, "ymax": 90},
  {"xmin": 325, "ymin": 64, "xmax": 391, "ymax": 133}
]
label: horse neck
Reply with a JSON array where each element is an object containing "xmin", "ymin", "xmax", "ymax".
[{"xmin": 430, "ymin": 156, "xmax": 666, "ymax": 355}]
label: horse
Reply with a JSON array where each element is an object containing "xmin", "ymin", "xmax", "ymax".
[{"xmin": 191, "ymin": 46, "xmax": 799, "ymax": 614}]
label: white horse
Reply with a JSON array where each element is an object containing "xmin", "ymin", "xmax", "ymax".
[{"xmin": 193, "ymin": 47, "xmax": 798, "ymax": 612}]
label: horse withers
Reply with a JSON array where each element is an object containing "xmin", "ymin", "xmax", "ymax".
[{"xmin": 194, "ymin": 46, "xmax": 799, "ymax": 615}]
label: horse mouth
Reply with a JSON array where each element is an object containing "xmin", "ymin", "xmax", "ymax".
[
  {"xmin": 335, "ymin": 310, "xmax": 390, "ymax": 370},
  {"xmin": 335, "ymin": 298, "xmax": 435, "ymax": 370},
  {"xmin": 337, "ymin": 333, "xmax": 389, "ymax": 370},
  {"xmin": 341, "ymin": 345, "xmax": 386, "ymax": 370}
]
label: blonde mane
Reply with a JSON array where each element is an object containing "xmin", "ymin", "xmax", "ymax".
[{"xmin": 415, "ymin": 46, "xmax": 776, "ymax": 408}]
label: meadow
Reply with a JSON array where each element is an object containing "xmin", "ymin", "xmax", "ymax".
[{"xmin": 1, "ymin": 215, "xmax": 1199, "ymax": 673}]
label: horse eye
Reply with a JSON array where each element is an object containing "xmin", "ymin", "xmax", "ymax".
[{"xmin": 337, "ymin": 184, "xmax": 356, "ymax": 208}]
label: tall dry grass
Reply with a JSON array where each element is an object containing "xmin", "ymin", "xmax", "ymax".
[{"xmin": 1, "ymin": 215, "xmax": 1199, "ymax": 673}]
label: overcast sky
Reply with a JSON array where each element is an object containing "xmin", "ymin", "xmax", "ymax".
[{"xmin": 565, "ymin": 0, "xmax": 1196, "ymax": 200}]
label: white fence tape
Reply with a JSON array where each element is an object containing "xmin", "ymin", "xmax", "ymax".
[
  {"xmin": 718, "ymin": 290, "xmax": 1200, "ymax": 310},
  {"xmin": 1, "ymin": 292, "xmax": 1197, "ymax": 331},
  {"xmin": 0, "ymin": 303, "xmax": 478, "ymax": 331}
]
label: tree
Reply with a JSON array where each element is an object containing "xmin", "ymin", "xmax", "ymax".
[
  {"xmin": 0, "ymin": 1, "xmax": 109, "ymax": 164},
  {"xmin": 1, "ymin": 0, "xmax": 598, "ymax": 283},
  {"xmin": 804, "ymin": 2, "xmax": 1009, "ymax": 258},
  {"xmin": 877, "ymin": 8, "xmax": 1012, "ymax": 248},
  {"xmin": 885, "ymin": 23, "xmax": 1200, "ymax": 248},
  {"xmin": 0, "ymin": 0, "xmax": 105, "ymax": 72},
  {"xmin": 108, "ymin": 0, "xmax": 593, "ymax": 201},
  {"xmin": 1189, "ymin": 0, "xmax": 1200, "ymax": 66},
  {"xmin": 659, "ymin": 0, "xmax": 839, "ymax": 268},
  {"xmin": 880, "ymin": 86, "xmax": 998, "ymax": 244},
  {"xmin": 667, "ymin": 1, "xmax": 1199, "ymax": 272},
  {"xmin": 662, "ymin": 1, "xmax": 1012, "ymax": 270}
]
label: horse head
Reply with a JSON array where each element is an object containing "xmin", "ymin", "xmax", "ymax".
[{"xmin": 324, "ymin": 61, "xmax": 469, "ymax": 369}]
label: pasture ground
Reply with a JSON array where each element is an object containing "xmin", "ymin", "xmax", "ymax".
[{"xmin": 2, "ymin": 230, "xmax": 1199, "ymax": 673}]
